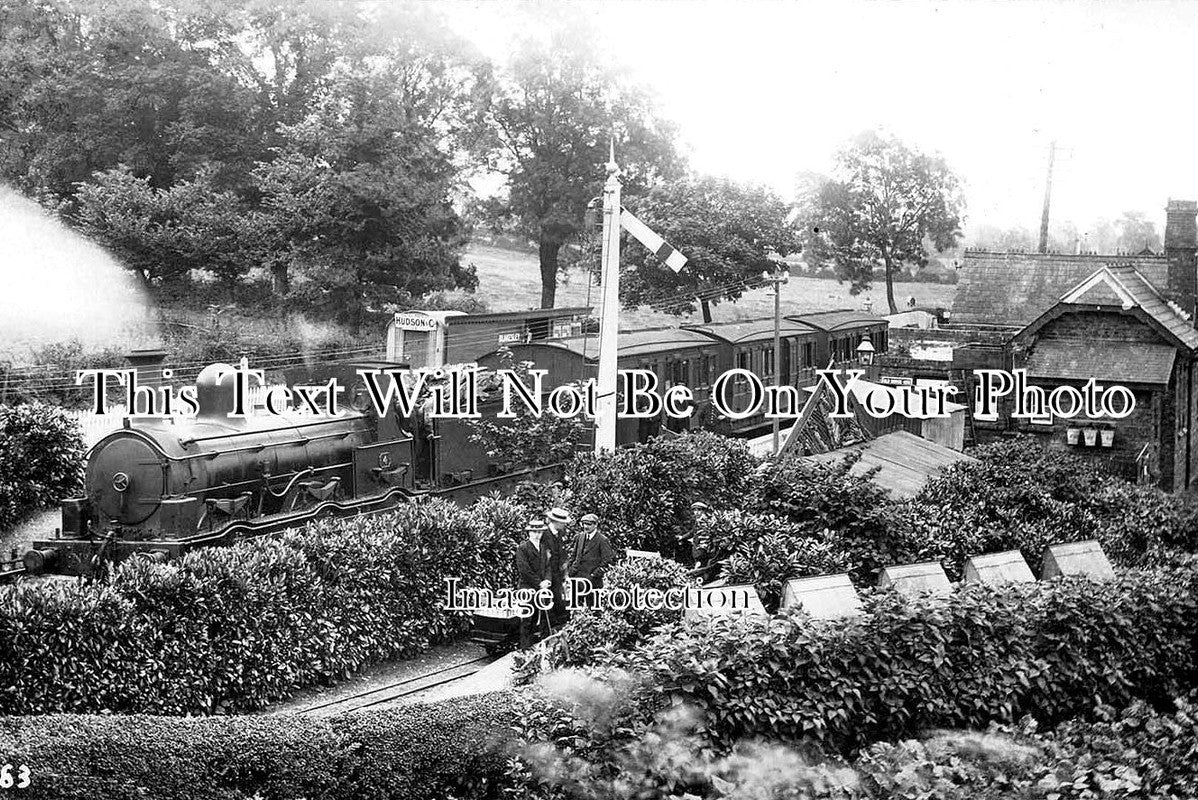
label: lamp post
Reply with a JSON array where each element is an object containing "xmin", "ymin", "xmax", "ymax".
[
  {"xmin": 856, "ymin": 337, "xmax": 875, "ymax": 380},
  {"xmin": 762, "ymin": 263, "xmax": 790, "ymax": 455}
]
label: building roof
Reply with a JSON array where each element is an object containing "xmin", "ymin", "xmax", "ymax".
[
  {"xmin": 1055, "ymin": 265, "xmax": 1198, "ymax": 350},
  {"xmin": 445, "ymin": 306, "xmax": 592, "ymax": 325},
  {"xmin": 954, "ymin": 251, "xmax": 1172, "ymax": 327},
  {"xmin": 547, "ymin": 327, "xmax": 716, "ymax": 360},
  {"xmin": 789, "ymin": 310, "xmax": 888, "ymax": 332},
  {"xmin": 684, "ymin": 316, "xmax": 818, "ymax": 344},
  {"xmin": 800, "ymin": 430, "xmax": 976, "ymax": 499},
  {"xmin": 1027, "ymin": 340, "xmax": 1178, "ymax": 385}
]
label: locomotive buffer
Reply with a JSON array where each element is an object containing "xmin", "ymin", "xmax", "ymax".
[{"xmin": 595, "ymin": 144, "xmax": 688, "ymax": 453}]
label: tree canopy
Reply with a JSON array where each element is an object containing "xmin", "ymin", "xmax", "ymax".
[
  {"xmin": 0, "ymin": 0, "xmax": 484, "ymax": 323},
  {"xmin": 470, "ymin": 21, "xmax": 681, "ymax": 308},
  {"xmin": 620, "ymin": 176, "xmax": 800, "ymax": 322},
  {"xmin": 800, "ymin": 131, "xmax": 964, "ymax": 313}
]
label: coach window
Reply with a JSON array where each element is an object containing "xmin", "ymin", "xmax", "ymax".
[
  {"xmin": 763, "ymin": 346, "xmax": 775, "ymax": 382},
  {"xmin": 736, "ymin": 350, "xmax": 749, "ymax": 371}
]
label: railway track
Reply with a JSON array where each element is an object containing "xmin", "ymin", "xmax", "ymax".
[{"xmin": 297, "ymin": 654, "xmax": 497, "ymax": 716}]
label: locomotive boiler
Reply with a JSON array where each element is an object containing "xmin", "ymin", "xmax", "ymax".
[{"xmin": 22, "ymin": 362, "xmax": 416, "ymax": 577}]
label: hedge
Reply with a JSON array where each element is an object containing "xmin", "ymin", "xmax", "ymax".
[
  {"xmin": 615, "ymin": 566, "xmax": 1198, "ymax": 754},
  {"xmin": 0, "ymin": 692, "xmax": 517, "ymax": 800},
  {"xmin": 508, "ymin": 668, "xmax": 1198, "ymax": 800},
  {"xmin": 0, "ymin": 496, "xmax": 525, "ymax": 714},
  {"xmin": 0, "ymin": 403, "xmax": 84, "ymax": 530},
  {"xmin": 563, "ymin": 431, "xmax": 758, "ymax": 558}
]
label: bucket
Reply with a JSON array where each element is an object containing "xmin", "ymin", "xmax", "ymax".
[
  {"xmin": 1100, "ymin": 428, "xmax": 1114, "ymax": 448},
  {"xmin": 1066, "ymin": 428, "xmax": 1080, "ymax": 445},
  {"xmin": 1083, "ymin": 428, "xmax": 1098, "ymax": 446}
]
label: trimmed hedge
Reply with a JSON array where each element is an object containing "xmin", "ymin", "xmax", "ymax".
[
  {"xmin": 0, "ymin": 403, "xmax": 84, "ymax": 530},
  {"xmin": 616, "ymin": 566, "xmax": 1198, "ymax": 754},
  {"xmin": 0, "ymin": 692, "xmax": 516, "ymax": 800},
  {"xmin": 551, "ymin": 556, "xmax": 697, "ymax": 669},
  {"xmin": 564, "ymin": 431, "xmax": 758, "ymax": 558},
  {"xmin": 0, "ymin": 496, "xmax": 525, "ymax": 714}
]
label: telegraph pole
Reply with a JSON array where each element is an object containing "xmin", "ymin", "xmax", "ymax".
[
  {"xmin": 763, "ymin": 263, "xmax": 790, "ymax": 455},
  {"xmin": 594, "ymin": 144, "xmax": 622, "ymax": 454},
  {"xmin": 1038, "ymin": 140, "xmax": 1056, "ymax": 254}
]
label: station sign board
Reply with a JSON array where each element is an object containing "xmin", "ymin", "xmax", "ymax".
[
  {"xmin": 963, "ymin": 550, "xmax": 1035, "ymax": 585},
  {"xmin": 1041, "ymin": 540, "xmax": 1115, "ymax": 580},
  {"xmin": 781, "ymin": 573, "xmax": 863, "ymax": 619},
  {"xmin": 877, "ymin": 561, "xmax": 952, "ymax": 597},
  {"xmin": 394, "ymin": 313, "xmax": 439, "ymax": 331}
]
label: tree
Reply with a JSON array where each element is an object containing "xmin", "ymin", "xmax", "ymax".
[
  {"xmin": 251, "ymin": 48, "xmax": 478, "ymax": 330},
  {"xmin": 72, "ymin": 165, "xmax": 252, "ymax": 294},
  {"xmin": 472, "ymin": 20, "xmax": 680, "ymax": 308},
  {"xmin": 1115, "ymin": 210, "xmax": 1161, "ymax": 253},
  {"xmin": 800, "ymin": 131, "xmax": 963, "ymax": 313},
  {"xmin": 620, "ymin": 176, "xmax": 801, "ymax": 322}
]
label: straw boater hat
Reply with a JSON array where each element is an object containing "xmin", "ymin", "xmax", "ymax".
[
  {"xmin": 545, "ymin": 507, "xmax": 572, "ymax": 525},
  {"xmin": 526, "ymin": 519, "xmax": 547, "ymax": 533},
  {"xmin": 580, "ymin": 513, "xmax": 598, "ymax": 524}
]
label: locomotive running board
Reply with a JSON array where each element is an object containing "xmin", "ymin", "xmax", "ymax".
[{"xmin": 182, "ymin": 486, "xmax": 416, "ymax": 548}]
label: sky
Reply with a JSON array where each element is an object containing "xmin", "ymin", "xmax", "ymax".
[{"xmin": 441, "ymin": 0, "xmax": 1198, "ymax": 238}]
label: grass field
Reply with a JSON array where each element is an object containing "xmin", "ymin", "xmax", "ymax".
[{"xmin": 462, "ymin": 244, "xmax": 957, "ymax": 329}]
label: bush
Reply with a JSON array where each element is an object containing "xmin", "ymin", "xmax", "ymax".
[
  {"xmin": 0, "ymin": 496, "xmax": 526, "ymax": 714},
  {"xmin": 906, "ymin": 437, "xmax": 1198, "ymax": 578},
  {"xmin": 564, "ymin": 432, "xmax": 758, "ymax": 558},
  {"xmin": 714, "ymin": 511, "xmax": 854, "ymax": 609},
  {"xmin": 0, "ymin": 692, "xmax": 517, "ymax": 800},
  {"xmin": 555, "ymin": 557, "xmax": 697, "ymax": 667},
  {"xmin": 615, "ymin": 567, "xmax": 1198, "ymax": 754},
  {"xmin": 0, "ymin": 402, "xmax": 85, "ymax": 530}
]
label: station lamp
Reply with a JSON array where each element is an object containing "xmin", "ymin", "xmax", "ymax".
[{"xmin": 856, "ymin": 337, "xmax": 875, "ymax": 366}]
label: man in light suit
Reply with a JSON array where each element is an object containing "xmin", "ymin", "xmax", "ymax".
[
  {"xmin": 514, "ymin": 519, "xmax": 552, "ymax": 649},
  {"xmin": 565, "ymin": 513, "xmax": 615, "ymax": 608}
]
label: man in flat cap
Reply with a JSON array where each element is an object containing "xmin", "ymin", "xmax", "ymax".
[
  {"xmin": 543, "ymin": 506, "xmax": 571, "ymax": 622},
  {"xmin": 565, "ymin": 513, "xmax": 615, "ymax": 608},
  {"xmin": 514, "ymin": 519, "xmax": 552, "ymax": 649}
]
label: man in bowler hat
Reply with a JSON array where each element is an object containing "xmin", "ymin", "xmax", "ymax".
[
  {"xmin": 543, "ymin": 506, "xmax": 571, "ymax": 622},
  {"xmin": 514, "ymin": 519, "xmax": 552, "ymax": 649},
  {"xmin": 565, "ymin": 513, "xmax": 615, "ymax": 607}
]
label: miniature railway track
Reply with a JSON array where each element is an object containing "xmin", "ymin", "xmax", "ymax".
[{"xmin": 298, "ymin": 654, "xmax": 496, "ymax": 716}]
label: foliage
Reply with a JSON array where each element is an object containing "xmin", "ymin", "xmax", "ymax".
[
  {"xmin": 0, "ymin": 340, "xmax": 125, "ymax": 407},
  {"xmin": 908, "ymin": 437, "xmax": 1197, "ymax": 578},
  {"xmin": 619, "ymin": 176, "xmax": 800, "ymax": 321},
  {"xmin": 554, "ymin": 557, "xmax": 697, "ymax": 668},
  {"xmin": 1, "ymin": 1, "xmax": 484, "ymax": 319},
  {"xmin": 563, "ymin": 431, "xmax": 759, "ymax": 557},
  {"xmin": 0, "ymin": 403, "xmax": 85, "ymax": 530},
  {"xmin": 251, "ymin": 50, "xmax": 478, "ymax": 328},
  {"xmin": 0, "ymin": 497, "xmax": 526, "ymax": 714},
  {"xmin": 0, "ymin": 692, "xmax": 517, "ymax": 800},
  {"xmin": 73, "ymin": 165, "xmax": 254, "ymax": 292},
  {"xmin": 467, "ymin": 347, "xmax": 589, "ymax": 472},
  {"xmin": 715, "ymin": 511, "xmax": 854, "ymax": 609},
  {"xmin": 800, "ymin": 130, "xmax": 964, "ymax": 313},
  {"xmin": 614, "ymin": 567, "xmax": 1198, "ymax": 754},
  {"xmin": 470, "ymin": 16, "xmax": 681, "ymax": 307},
  {"xmin": 744, "ymin": 453, "xmax": 910, "ymax": 583}
]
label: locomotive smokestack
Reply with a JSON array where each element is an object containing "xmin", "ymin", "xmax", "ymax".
[{"xmin": 125, "ymin": 347, "xmax": 168, "ymax": 388}]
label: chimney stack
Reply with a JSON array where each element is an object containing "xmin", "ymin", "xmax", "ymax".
[{"xmin": 1164, "ymin": 199, "xmax": 1198, "ymax": 324}]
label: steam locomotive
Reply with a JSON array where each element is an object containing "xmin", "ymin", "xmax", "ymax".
[{"xmin": 19, "ymin": 360, "xmax": 554, "ymax": 578}]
